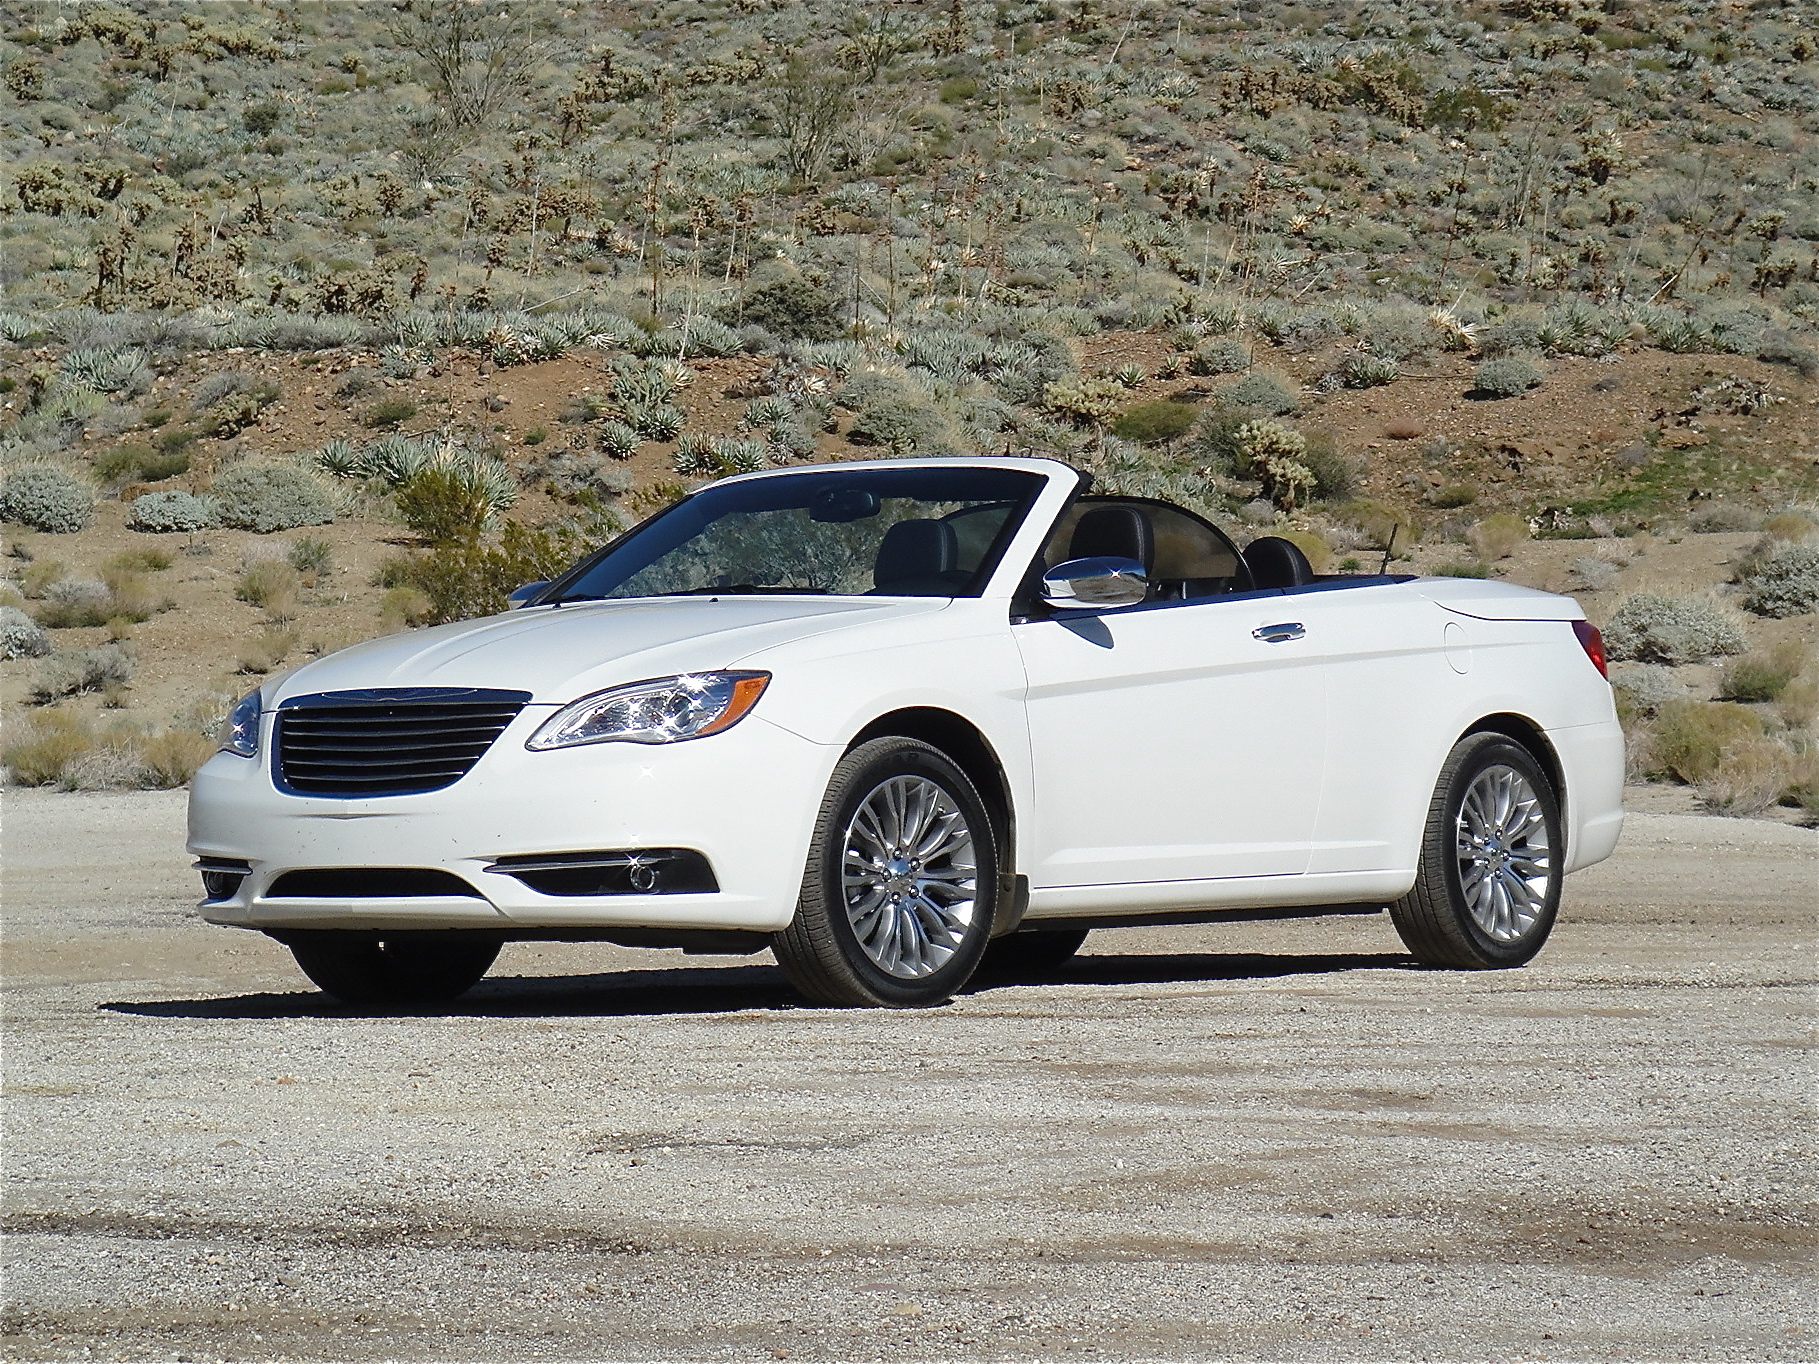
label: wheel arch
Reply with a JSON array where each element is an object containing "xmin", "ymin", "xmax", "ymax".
[
  {"xmin": 846, "ymin": 708, "xmax": 1016, "ymax": 875},
  {"xmin": 1463, "ymin": 712, "xmax": 1568, "ymax": 834}
]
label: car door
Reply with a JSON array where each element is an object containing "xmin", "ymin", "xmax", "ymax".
[{"xmin": 1012, "ymin": 501, "xmax": 1330, "ymax": 890}]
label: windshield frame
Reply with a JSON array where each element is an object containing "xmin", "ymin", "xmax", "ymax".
[{"xmin": 531, "ymin": 463, "xmax": 1053, "ymax": 606}]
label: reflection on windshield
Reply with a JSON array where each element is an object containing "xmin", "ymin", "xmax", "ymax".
[{"xmin": 552, "ymin": 466, "xmax": 1044, "ymax": 603}]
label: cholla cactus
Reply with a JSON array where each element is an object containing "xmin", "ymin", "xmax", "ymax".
[
  {"xmin": 1043, "ymin": 377, "xmax": 1125, "ymax": 428},
  {"xmin": 1235, "ymin": 420, "xmax": 1314, "ymax": 512}
]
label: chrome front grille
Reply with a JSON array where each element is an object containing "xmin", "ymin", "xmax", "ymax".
[{"xmin": 275, "ymin": 688, "xmax": 531, "ymax": 797}]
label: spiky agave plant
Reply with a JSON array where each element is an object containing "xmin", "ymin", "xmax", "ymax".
[
  {"xmin": 596, "ymin": 420, "xmax": 642, "ymax": 460},
  {"xmin": 313, "ymin": 438, "xmax": 361, "ymax": 478},
  {"xmin": 672, "ymin": 433, "xmax": 720, "ymax": 477}
]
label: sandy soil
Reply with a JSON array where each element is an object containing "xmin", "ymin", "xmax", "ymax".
[{"xmin": 2, "ymin": 788, "xmax": 1813, "ymax": 1361}]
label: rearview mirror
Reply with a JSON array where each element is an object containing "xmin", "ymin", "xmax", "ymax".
[
  {"xmin": 809, "ymin": 488, "xmax": 881, "ymax": 523},
  {"xmin": 1040, "ymin": 557, "xmax": 1148, "ymax": 609},
  {"xmin": 507, "ymin": 580, "xmax": 549, "ymax": 608}
]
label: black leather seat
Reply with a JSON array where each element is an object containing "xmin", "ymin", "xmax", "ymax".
[
  {"xmin": 1243, "ymin": 535, "xmax": 1315, "ymax": 589},
  {"xmin": 872, "ymin": 518, "xmax": 963, "ymax": 595},
  {"xmin": 1068, "ymin": 505, "xmax": 1155, "ymax": 572}
]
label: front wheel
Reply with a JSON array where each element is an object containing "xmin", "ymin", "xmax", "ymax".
[
  {"xmin": 281, "ymin": 932, "xmax": 501, "ymax": 1005},
  {"xmin": 772, "ymin": 737, "xmax": 999, "ymax": 1007},
  {"xmin": 1389, "ymin": 733, "xmax": 1563, "ymax": 969}
]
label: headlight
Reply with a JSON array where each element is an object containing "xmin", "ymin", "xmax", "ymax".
[
  {"xmin": 218, "ymin": 690, "xmax": 262, "ymax": 757},
  {"xmin": 526, "ymin": 672, "xmax": 771, "ymax": 751}
]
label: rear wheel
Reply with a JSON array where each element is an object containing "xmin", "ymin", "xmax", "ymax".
[
  {"xmin": 982, "ymin": 928, "xmax": 1089, "ymax": 974},
  {"xmin": 282, "ymin": 932, "xmax": 501, "ymax": 1005},
  {"xmin": 772, "ymin": 737, "xmax": 998, "ymax": 1007},
  {"xmin": 1389, "ymin": 733, "xmax": 1562, "ymax": 969}
]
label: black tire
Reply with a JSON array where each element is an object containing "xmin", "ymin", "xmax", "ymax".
[
  {"xmin": 772, "ymin": 737, "xmax": 999, "ymax": 1007},
  {"xmin": 982, "ymin": 928, "xmax": 1090, "ymax": 974},
  {"xmin": 1389, "ymin": 733, "xmax": 1563, "ymax": 970},
  {"xmin": 282, "ymin": 931, "xmax": 502, "ymax": 1005}
]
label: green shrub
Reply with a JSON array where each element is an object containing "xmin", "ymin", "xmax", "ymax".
[
  {"xmin": 94, "ymin": 442, "xmax": 189, "ymax": 486},
  {"xmin": 728, "ymin": 277, "xmax": 840, "ymax": 342},
  {"xmin": 1738, "ymin": 544, "xmax": 1819, "ymax": 618},
  {"xmin": 1433, "ymin": 560, "xmax": 1493, "ymax": 578},
  {"xmin": 849, "ymin": 398, "xmax": 944, "ymax": 454},
  {"xmin": 0, "ymin": 465, "xmax": 93, "ymax": 533},
  {"xmin": 363, "ymin": 398, "xmax": 418, "ymax": 429},
  {"xmin": 1473, "ymin": 356, "xmax": 1544, "ymax": 397},
  {"xmin": 1188, "ymin": 338, "xmax": 1251, "ymax": 375},
  {"xmin": 210, "ymin": 463, "xmax": 336, "ymax": 533},
  {"xmin": 398, "ymin": 522, "xmax": 586, "ymax": 624},
  {"xmin": 394, "ymin": 461, "xmax": 518, "ymax": 544},
  {"xmin": 1604, "ymin": 594, "xmax": 1746, "ymax": 665},
  {"xmin": 1217, "ymin": 372, "xmax": 1299, "ymax": 415},
  {"xmin": 1111, "ymin": 400, "xmax": 1198, "ymax": 447},
  {"xmin": 1298, "ymin": 430, "xmax": 1356, "ymax": 502},
  {"xmin": 128, "ymin": 490, "xmax": 218, "ymax": 533},
  {"xmin": 1650, "ymin": 700, "xmax": 1763, "ymax": 784},
  {"xmin": 1718, "ymin": 642, "xmax": 1808, "ymax": 702}
]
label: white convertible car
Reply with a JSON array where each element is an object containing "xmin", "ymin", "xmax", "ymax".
[{"xmin": 189, "ymin": 457, "xmax": 1623, "ymax": 1007}]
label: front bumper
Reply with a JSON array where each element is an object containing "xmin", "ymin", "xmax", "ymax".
[{"xmin": 186, "ymin": 710, "xmax": 832, "ymax": 934}]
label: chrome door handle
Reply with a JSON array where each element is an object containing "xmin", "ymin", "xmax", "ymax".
[{"xmin": 1253, "ymin": 622, "xmax": 1306, "ymax": 643}]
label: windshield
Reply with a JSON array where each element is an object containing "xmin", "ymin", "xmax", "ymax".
[{"xmin": 550, "ymin": 466, "xmax": 1046, "ymax": 602}]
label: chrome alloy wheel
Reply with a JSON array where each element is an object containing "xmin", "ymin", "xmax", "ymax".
[
  {"xmin": 841, "ymin": 774, "xmax": 979, "ymax": 979},
  {"xmin": 1454, "ymin": 763, "xmax": 1553, "ymax": 943}
]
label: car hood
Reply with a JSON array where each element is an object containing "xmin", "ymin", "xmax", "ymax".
[{"xmin": 266, "ymin": 597, "xmax": 949, "ymax": 706}]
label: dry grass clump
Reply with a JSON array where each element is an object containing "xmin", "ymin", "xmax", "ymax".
[
  {"xmin": 1718, "ymin": 641, "xmax": 1809, "ymax": 703},
  {"xmin": 1693, "ymin": 736, "xmax": 1800, "ymax": 818},
  {"xmin": 1467, "ymin": 513, "xmax": 1529, "ymax": 562},
  {"xmin": 237, "ymin": 626, "xmax": 299, "ymax": 675},
  {"xmin": 236, "ymin": 558, "xmax": 302, "ymax": 620},
  {"xmin": 30, "ymin": 643, "xmax": 134, "ymax": 703},
  {"xmin": 2, "ymin": 711, "xmax": 215, "ymax": 790}
]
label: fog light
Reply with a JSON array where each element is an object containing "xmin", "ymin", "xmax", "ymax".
[{"xmin": 197, "ymin": 858, "xmax": 250, "ymax": 901}]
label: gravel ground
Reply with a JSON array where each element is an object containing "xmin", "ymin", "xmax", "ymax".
[{"xmin": 2, "ymin": 789, "xmax": 1814, "ymax": 1362}]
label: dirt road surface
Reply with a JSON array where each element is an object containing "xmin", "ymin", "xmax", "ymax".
[{"xmin": 2, "ymin": 789, "xmax": 1813, "ymax": 1362}]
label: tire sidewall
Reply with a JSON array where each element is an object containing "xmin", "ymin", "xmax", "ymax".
[
  {"xmin": 1440, "ymin": 738, "xmax": 1563, "ymax": 967},
  {"xmin": 811, "ymin": 740, "xmax": 999, "ymax": 1006}
]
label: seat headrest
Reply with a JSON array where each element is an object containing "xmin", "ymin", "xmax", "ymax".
[
  {"xmin": 1243, "ymin": 535, "xmax": 1314, "ymax": 589},
  {"xmin": 1069, "ymin": 505, "xmax": 1155, "ymax": 572},
  {"xmin": 873, "ymin": 518, "xmax": 958, "ymax": 590}
]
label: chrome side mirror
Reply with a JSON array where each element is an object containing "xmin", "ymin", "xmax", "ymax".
[
  {"xmin": 1040, "ymin": 557, "xmax": 1148, "ymax": 609},
  {"xmin": 507, "ymin": 580, "xmax": 549, "ymax": 608}
]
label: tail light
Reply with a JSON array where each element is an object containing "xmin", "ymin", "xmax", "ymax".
[{"xmin": 1572, "ymin": 619, "xmax": 1608, "ymax": 679}]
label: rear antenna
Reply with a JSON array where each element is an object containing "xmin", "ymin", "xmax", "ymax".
[{"xmin": 1378, "ymin": 523, "xmax": 1398, "ymax": 576}]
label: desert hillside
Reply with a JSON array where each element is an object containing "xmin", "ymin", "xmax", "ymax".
[{"xmin": 2, "ymin": 0, "xmax": 1816, "ymax": 816}]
